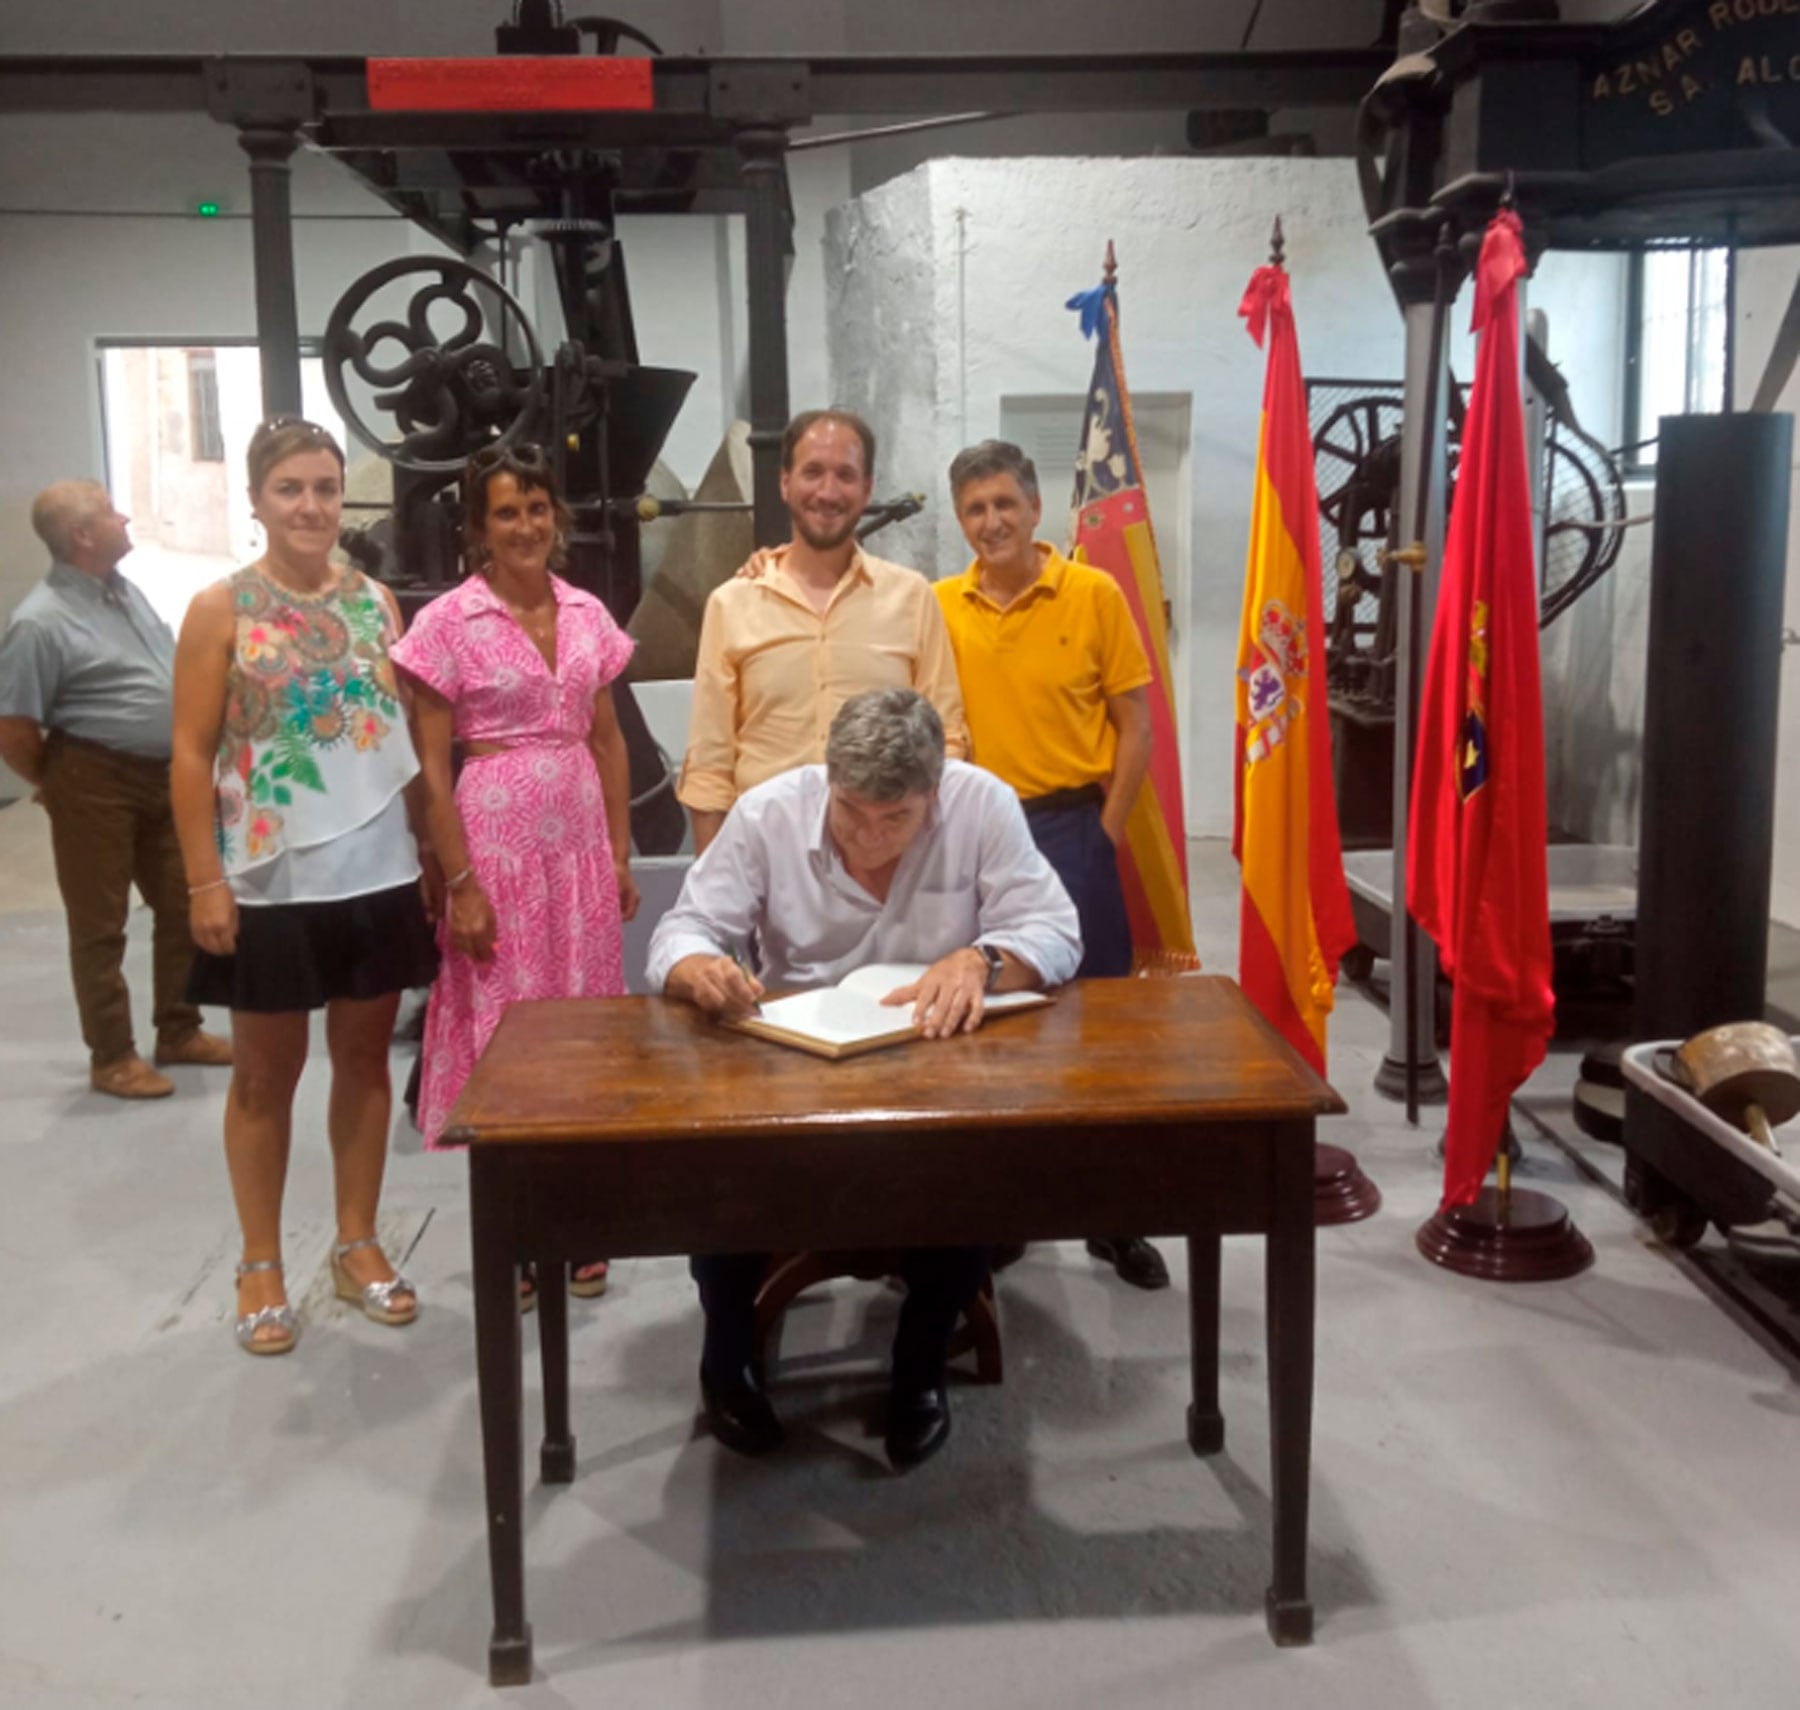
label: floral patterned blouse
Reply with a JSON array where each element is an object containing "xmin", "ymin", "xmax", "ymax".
[{"xmin": 214, "ymin": 564, "xmax": 420, "ymax": 880}]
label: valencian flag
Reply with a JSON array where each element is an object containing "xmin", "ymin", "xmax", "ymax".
[
  {"xmin": 1066, "ymin": 264, "xmax": 1196, "ymax": 965},
  {"xmin": 1233, "ymin": 249, "xmax": 1357, "ymax": 1074},
  {"xmin": 1407, "ymin": 209, "xmax": 1555, "ymax": 1208}
]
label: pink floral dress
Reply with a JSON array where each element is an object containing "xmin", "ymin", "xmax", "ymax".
[{"xmin": 391, "ymin": 574, "xmax": 634, "ymax": 1147}]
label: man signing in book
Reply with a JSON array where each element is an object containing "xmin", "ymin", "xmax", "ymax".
[{"xmin": 646, "ymin": 686, "xmax": 1080, "ymax": 1472}]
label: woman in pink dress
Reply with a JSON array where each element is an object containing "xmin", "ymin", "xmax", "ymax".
[{"xmin": 392, "ymin": 443, "xmax": 638, "ymax": 1300}]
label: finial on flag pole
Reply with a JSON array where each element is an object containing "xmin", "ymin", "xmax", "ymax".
[
  {"xmin": 1269, "ymin": 216, "xmax": 1285, "ymax": 268},
  {"xmin": 1103, "ymin": 240, "xmax": 1117, "ymax": 285}
]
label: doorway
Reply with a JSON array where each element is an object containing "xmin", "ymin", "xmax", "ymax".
[
  {"xmin": 98, "ymin": 343, "xmax": 351, "ymax": 631},
  {"xmin": 998, "ymin": 391, "xmax": 1195, "ymax": 807}
]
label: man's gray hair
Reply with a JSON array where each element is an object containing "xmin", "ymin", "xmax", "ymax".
[
  {"xmin": 948, "ymin": 439, "xmax": 1040, "ymax": 506},
  {"xmin": 826, "ymin": 688, "xmax": 945, "ymax": 801}
]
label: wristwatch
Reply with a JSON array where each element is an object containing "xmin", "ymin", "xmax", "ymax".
[{"xmin": 976, "ymin": 943, "xmax": 1005, "ymax": 992}]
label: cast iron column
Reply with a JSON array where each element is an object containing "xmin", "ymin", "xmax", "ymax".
[
  {"xmin": 239, "ymin": 126, "xmax": 305, "ymax": 420},
  {"xmin": 1624, "ymin": 410, "xmax": 1792, "ymax": 1225},
  {"xmin": 1376, "ymin": 226, "xmax": 1460, "ymax": 1105},
  {"xmin": 737, "ymin": 127, "xmax": 792, "ymax": 547},
  {"xmin": 1634, "ymin": 411, "xmax": 1793, "ymax": 1039}
]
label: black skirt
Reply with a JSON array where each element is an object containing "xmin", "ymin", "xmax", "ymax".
[{"xmin": 186, "ymin": 881, "xmax": 439, "ymax": 1013}]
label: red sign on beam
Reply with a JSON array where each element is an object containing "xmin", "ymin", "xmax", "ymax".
[{"xmin": 368, "ymin": 58, "xmax": 655, "ymax": 113}]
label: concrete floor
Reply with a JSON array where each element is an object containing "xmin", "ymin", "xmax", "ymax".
[{"xmin": 2, "ymin": 804, "xmax": 1798, "ymax": 1710}]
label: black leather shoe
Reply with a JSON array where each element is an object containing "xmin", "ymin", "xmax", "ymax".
[
  {"xmin": 885, "ymin": 1383, "xmax": 951, "ymax": 1471},
  {"xmin": 1086, "ymin": 1236, "xmax": 1171, "ymax": 1290},
  {"xmin": 699, "ymin": 1365, "xmax": 785, "ymax": 1456}
]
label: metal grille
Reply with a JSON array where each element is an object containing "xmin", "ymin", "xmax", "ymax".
[{"xmin": 1308, "ymin": 377, "xmax": 1404, "ymax": 652}]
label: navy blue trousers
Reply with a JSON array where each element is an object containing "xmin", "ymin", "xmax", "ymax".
[
  {"xmin": 692, "ymin": 1246, "xmax": 991, "ymax": 1391},
  {"xmin": 1028, "ymin": 797, "xmax": 1153, "ymax": 1249},
  {"xmin": 1025, "ymin": 799, "xmax": 1132, "ymax": 979}
]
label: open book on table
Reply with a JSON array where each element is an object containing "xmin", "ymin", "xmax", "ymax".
[{"xmin": 724, "ymin": 961, "xmax": 1051, "ymax": 1060}]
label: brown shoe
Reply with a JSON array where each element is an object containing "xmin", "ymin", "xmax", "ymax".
[
  {"xmin": 154, "ymin": 1029, "xmax": 233, "ymax": 1068},
  {"xmin": 91, "ymin": 1054, "xmax": 175, "ymax": 1099}
]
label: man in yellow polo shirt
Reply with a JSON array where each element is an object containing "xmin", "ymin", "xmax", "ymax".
[{"xmin": 936, "ymin": 438, "xmax": 1167, "ymax": 1290}]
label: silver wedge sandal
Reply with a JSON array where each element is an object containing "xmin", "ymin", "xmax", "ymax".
[
  {"xmin": 331, "ymin": 1236, "xmax": 419, "ymax": 1326},
  {"xmin": 235, "ymin": 1258, "xmax": 299, "ymax": 1356}
]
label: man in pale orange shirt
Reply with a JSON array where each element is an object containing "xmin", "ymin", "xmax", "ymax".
[{"xmin": 677, "ymin": 409, "xmax": 968, "ymax": 853}]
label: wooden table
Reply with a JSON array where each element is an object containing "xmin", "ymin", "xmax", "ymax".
[{"xmin": 448, "ymin": 975, "xmax": 1344, "ymax": 1686}]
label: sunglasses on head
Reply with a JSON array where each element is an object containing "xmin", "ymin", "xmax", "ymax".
[
  {"xmin": 469, "ymin": 440, "xmax": 550, "ymax": 469},
  {"xmin": 255, "ymin": 415, "xmax": 335, "ymax": 439}
]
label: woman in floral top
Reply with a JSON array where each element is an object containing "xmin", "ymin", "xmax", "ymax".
[{"xmin": 170, "ymin": 418, "xmax": 439, "ymax": 1356}]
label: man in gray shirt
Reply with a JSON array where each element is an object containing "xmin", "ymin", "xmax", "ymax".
[{"xmin": 0, "ymin": 480, "xmax": 230, "ymax": 1097}]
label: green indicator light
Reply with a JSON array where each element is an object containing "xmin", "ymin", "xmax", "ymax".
[{"xmin": 196, "ymin": 201, "xmax": 221, "ymax": 218}]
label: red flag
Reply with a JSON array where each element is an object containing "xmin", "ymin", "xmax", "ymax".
[
  {"xmin": 1406, "ymin": 210, "xmax": 1555, "ymax": 1208},
  {"xmin": 1232, "ymin": 257, "xmax": 1357, "ymax": 1074},
  {"xmin": 1067, "ymin": 276, "xmax": 1196, "ymax": 964}
]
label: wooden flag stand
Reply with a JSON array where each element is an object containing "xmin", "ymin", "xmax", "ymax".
[
  {"xmin": 1315, "ymin": 1144, "xmax": 1382, "ymax": 1225},
  {"xmin": 1415, "ymin": 1141, "xmax": 1593, "ymax": 1280}
]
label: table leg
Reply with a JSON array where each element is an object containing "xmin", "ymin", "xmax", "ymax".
[
  {"xmin": 1264, "ymin": 1125, "xmax": 1316, "ymax": 1646},
  {"xmin": 472, "ymin": 1165, "xmax": 533, "ymax": 1686},
  {"xmin": 1186, "ymin": 1233, "xmax": 1224, "ymax": 1455},
  {"xmin": 538, "ymin": 1262, "xmax": 575, "ymax": 1485}
]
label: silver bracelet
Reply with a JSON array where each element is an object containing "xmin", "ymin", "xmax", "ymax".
[
  {"xmin": 187, "ymin": 878, "xmax": 230, "ymax": 897},
  {"xmin": 446, "ymin": 865, "xmax": 476, "ymax": 891}
]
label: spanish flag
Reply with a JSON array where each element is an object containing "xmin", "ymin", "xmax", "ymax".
[
  {"xmin": 1233, "ymin": 249, "xmax": 1356, "ymax": 1075},
  {"xmin": 1066, "ymin": 266, "xmax": 1196, "ymax": 966},
  {"xmin": 1407, "ymin": 210, "xmax": 1555, "ymax": 1207}
]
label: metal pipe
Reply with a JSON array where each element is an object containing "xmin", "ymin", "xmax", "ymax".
[
  {"xmin": 1525, "ymin": 303, "xmax": 1549, "ymax": 602},
  {"xmin": 737, "ymin": 128, "xmax": 792, "ymax": 548},
  {"xmin": 1376, "ymin": 230, "xmax": 1456, "ymax": 1110},
  {"xmin": 790, "ymin": 110, "xmax": 1015, "ymax": 152}
]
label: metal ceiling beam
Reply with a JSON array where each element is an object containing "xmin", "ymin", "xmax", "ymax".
[
  {"xmin": 0, "ymin": 47, "xmax": 1392, "ymax": 123},
  {"xmin": 0, "ymin": 55, "xmax": 367, "ymax": 115}
]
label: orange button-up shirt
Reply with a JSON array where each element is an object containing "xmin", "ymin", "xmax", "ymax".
[{"xmin": 677, "ymin": 547, "xmax": 970, "ymax": 814}]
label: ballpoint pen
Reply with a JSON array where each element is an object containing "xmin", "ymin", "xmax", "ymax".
[{"xmin": 728, "ymin": 945, "xmax": 764, "ymax": 1016}]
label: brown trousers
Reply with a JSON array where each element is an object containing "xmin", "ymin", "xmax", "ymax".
[{"xmin": 37, "ymin": 732, "xmax": 201, "ymax": 1066}]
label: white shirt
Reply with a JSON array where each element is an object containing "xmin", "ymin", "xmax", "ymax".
[
  {"xmin": 230, "ymin": 791, "xmax": 421, "ymax": 907},
  {"xmin": 647, "ymin": 760, "xmax": 1083, "ymax": 992}
]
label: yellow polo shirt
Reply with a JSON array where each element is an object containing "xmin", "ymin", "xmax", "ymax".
[{"xmin": 934, "ymin": 545, "xmax": 1151, "ymax": 799}]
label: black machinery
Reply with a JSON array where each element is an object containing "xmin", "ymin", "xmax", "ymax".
[
  {"xmin": 1310, "ymin": 354, "xmax": 1630, "ymax": 850},
  {"xmin": 323, "ymin": 253, "xmax": 694, "ymax": 624},
  {"xmin": 317, "ymin": 237, "xmax": 698, "ymax": 851},
  {"xmin": 1353, "ymin": 0, "xmax": 1800, "ymax": 1227}
]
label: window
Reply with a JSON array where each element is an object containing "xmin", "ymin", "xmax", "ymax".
[
  {"xmin": 1624, "ymin": 245, "xmax": 1730, "ymax": 467},
  {"xmin": 187, "ymin": 351, "xmax": 225, "ymax": 462},
  {"xmin": 98, "ymin": 341, "xmax": 354, "ymax": 631}
]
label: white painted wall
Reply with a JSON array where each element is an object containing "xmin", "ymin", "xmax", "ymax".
[
  {"xmin": 824, "ymin": 154, "xmax": 1633, "ymax": 842},
  {"xmin": 1541, "ymin": 485, "xmax": 1654, "ymax": 850},
  {"xmin": 1734, "ymin": 246, "xmax": 1800, "ymax": 926},
  {"xmin": 1543, "ymin": 246, "xmax": 1800, "ymax": 928}
]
